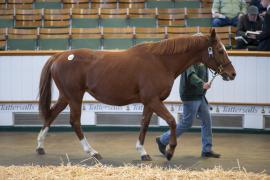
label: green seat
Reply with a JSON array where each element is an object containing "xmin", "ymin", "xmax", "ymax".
[
  {"xmin": 0, "ymin": 41, "xmax": 6, "ymax": 50},
  {"xmin": 7, "ymin": 39, "xmax": 37, "ymax": 50},
  {"xmin": 0, "ymin": 19, "xmax": 13, "ymax": 28},
  {"xmin": 34, "ymin": 2, "xmax": 62, "ymax": 9},
  {"xmin": 101, "ymin": 18, "xmax": 128, "ymax": 27},
  {"xmin": 146, "ymin": 1, "xmax": 175, "ymax": 8},
  {"xmin": 39, "ymin": 39, "xmax": 69, "ymax": 50},
  {"xmin": 71, "ymin": 38, "xmax": 101, "ymax": 50},
  {"xmin": 187, "ymin": 18, "xmax": 212, "ymax": 27},
  {"xmin": 175, "ymin": 1, "xmax": 200, "ymax": 8},
  {"xmin": 129, "ymin": 18, "xmax": 157, "ymax": 27},
  {"xmin": 103, "ymin": 38, "xmax": 133, "ymax": 50},
  {"xmin": 72, "ymin": 19, "xmax": 99, "ymax": 28}
]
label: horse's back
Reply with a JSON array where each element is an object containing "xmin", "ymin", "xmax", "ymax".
[{"xmin": 50, "ymin": 47, "xmax": 173, "ymax": 105}]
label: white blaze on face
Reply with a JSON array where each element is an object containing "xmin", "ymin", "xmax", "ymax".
[
  {"xmin": 221, "ymin": 42, "xmax": 228, "ymax": 57},
  {"xmin": 220, "ymin": 41, "xmax": 231, "ymax": 80},
  {"xmin": 68, "ymin": 54, "xmax": 74, "ymax": 61}
]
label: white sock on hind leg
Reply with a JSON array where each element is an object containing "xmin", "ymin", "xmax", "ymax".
[
  {"xmin": 136, "ymin": 140, "xmax": 147, "ymax": 156},
  {"xmin": 80, "ymin": 136, "xmax": 98, "ymax": 156},
  {"xmin": 37, "ymin": 127, "xmax": 49, "ymax": 149}
]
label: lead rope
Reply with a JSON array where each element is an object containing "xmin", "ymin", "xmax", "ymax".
[{"xmin": 209, "ymin": 73, "xmax": 218, "ymax": 85}]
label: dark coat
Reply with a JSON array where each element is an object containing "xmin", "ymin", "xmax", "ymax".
[
  {"xmin": 236, "ymin": 14, "xmax": 263, "ymax": 38},
  {"xmin": 257, "ymin": 8, "xmax": 270, "ymax": 51},
  {"xmin": 180, "ymin": 64, "xmax": 208, "ymax": 101},
  {"xmin": 250, "ymin": 0, "xmax": 267, "ymax": 13}
]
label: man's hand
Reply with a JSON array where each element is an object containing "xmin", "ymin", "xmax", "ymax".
[
  {"xmin": 238, "ymin": 13, "xmax": 244, "ymax": 19},
  {"xmin": 203, "ymin": 82, "xmax": 211, "ymax": 90}
]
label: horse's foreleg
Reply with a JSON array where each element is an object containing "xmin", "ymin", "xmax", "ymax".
[
  {"xmin": 69, "ymin": 101, "xmax": 102, "ymax": 160},
  {"xmin": 36, "ymin": 96, "xmax": 68, "ymax": 155},
  {"xmin": 148, "ymin": 98, "xmax": 177, "ymax": 161},
  {"xmin": 136, "ymin": 106, "xmax": 153, "ymax": 161}
]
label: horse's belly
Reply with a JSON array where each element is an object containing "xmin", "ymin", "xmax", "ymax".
[{"xmin": 87, "ymin": 89, "xmax": 140, "ymax": 106}]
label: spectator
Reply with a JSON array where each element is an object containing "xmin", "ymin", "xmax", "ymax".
[
  {"xmin": 236, "ymin": 5, "xmax": 263, "ymax": 50},
  {"xmin": 212, "ymin": 0, "xmax": 247, "ymax": 27},
  {"xmin": 250, "ymin": 0, "xmax": 267, "ymax": 15},
  {"xmin": 256, "ymin": 0, "xmax": 270, "ymax": 50}
]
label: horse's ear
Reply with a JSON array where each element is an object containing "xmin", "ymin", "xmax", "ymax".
[{"xmin": 210, "ymin": 28, "xmax": 216, "ymax": 41}]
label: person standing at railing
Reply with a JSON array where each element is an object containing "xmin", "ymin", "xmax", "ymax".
[{"xmin": 212, "ymin": 0, "xmax": 247, "ymax": 27}]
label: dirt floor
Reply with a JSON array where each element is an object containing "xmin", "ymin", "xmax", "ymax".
[{"xmin": 0, "ymin": 131, "xmax": 269, "ymax": 174}]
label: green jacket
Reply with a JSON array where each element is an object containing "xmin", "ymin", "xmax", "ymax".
[
  {"xmin": 180, "ymin": 64, "xmax": 208, "ymax": 101},
  {"xmin": 212, "ymin": 0, "xmax": 247, "ymax": 19}
]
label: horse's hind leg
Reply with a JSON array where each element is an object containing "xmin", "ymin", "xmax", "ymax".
[
  {"xmin": 136, "ymin": 106, "xmax": 153, "ymax": 161},
  {"xmin": 36, "ymin": 95, "xmax": 68, "ymax": 155},
  {"xmin": 69, "ymin": 98, "xmax": 102, "ymax": 160},
  {"xmin": 148, "ymin": 98, "xmax": 177, "ymax": 161}
]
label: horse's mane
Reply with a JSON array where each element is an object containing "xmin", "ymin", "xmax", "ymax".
[{"xmin": 134, "ymin": 35, "xmax": 209, "ymax": 55}]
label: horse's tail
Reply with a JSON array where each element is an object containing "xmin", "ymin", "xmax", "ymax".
[{"xmin": 38, "ymin": 55, "xmax": 56, "ymax": 120}]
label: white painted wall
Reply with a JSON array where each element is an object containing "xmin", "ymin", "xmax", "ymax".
[
  {"xmin": 0, "ymin": 55, "xmax": 269, "ymax": 103},
  {"xmin": 0, "ymin": 55, "xmax": 269, "ymax": 128}
]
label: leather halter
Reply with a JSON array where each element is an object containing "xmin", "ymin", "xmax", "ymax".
[{"xmin": 207, "ymin": 46, "xmax": 231, "ymax": 75}]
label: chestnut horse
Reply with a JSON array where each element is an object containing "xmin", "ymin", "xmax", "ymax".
[{"xmin": 36, "ymin": 29, "xmax": 236, "ymax": 161}]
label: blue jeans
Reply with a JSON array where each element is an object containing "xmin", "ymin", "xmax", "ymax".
[
  {"xmin": 212, "ymin": 16, "xmax": 238, "ymax": 27},
  {"xmin": 159, "ymin": 97, "xmax": 213, "ymax": 153}
]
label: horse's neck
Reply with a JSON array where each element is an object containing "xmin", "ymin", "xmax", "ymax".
[{"xmin": 161, "ymin": 46, "xmax": 207, "ymax": 78}]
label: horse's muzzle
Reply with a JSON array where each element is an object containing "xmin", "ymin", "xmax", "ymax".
[{"xmin": 222, "ymin": 72, "xmax": 236, "ymax": 81}]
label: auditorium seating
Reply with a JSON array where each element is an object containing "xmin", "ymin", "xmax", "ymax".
[
  {"xmin": 63, "ymin": 0, "xmax": 89, "ymax": 9},
  {"xmin": 175, "ymin": 0, "xmax": 200, "ymax": 8},
  {"xmin": 71, "ymin": 28, "xmax": 101, "ymax": 49},
  {"xmin": 100, "ymin": 8, "xmax": 128, "ymax": 27},
  {"xmin": 0, "ymin": 28, "xmax": 6, "ymax": 50},
  {"xmin": 7, "ymin": 28, "xmax": 37, "ymax": 50},
  {"xmin": 186, "ymin": 7, "xmax": 212, "ymax": 27},
  {"xmin": 0, "ymin": 26, "xmax": 237, "ymax": 50},
  {"xmin": 39, "ymin": 28, "xmax": 69, "ymax": 50},
  {"xmin": 43, "ymin": 9, "xmax": 71, "ymax": 28},
  {"xmin": 0, "ymin": 7, "xmax": 216, "ymax": 28},
  {"xmin": 103, "ymin": 27, "xmax": 133, "ymax": 49},
  {"xmin": 158, "ymin": 14, "xmax": 186, "ymax": 27},
  {"xmin": 129, "ymin": 8, "xmax": 157, "ymax": 27},
  {"xmin": 91, "ymin": 0, "xmax": 118, "ymax": 9},
  {"xmin": 199, "ymin": 26, "xmax": 237, "ymax": 48},
  {"xmin": 72, "ymin": 8, "xmax": 99, "ymax": 28},
  {"xmin": 135, "ymin": 27, "xmax": 165, "ymax": 44},
  {"xmin": 0, "ymin": 9, "xmax": 14, "ymax": 28},
  {"xmin": 7, "ymin": 0, "xmax": 34, "ymax": 9},
  {"xmin": 119, "ymin": 0, "xmax": 145, "ymax": 8},
  {"xmin": 167, "ymin": 26, "xmax": 198, "ymax": 38},
  {"xmin": 146, "ymin": 0, "xmax": 174, "ymax": 8},
  {"xmin": 34, "ymin": 0, "xmax": 62, "ymax": 9},
  {"xmin": 15, "ymin": 9, "xmax": 42, "ymax": 28},
  {"xmin": 0, "ymin": 0, "xmax": 242, "ymax": 50}
]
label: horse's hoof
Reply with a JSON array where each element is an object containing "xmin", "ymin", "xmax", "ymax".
[
  {"xmin": 165, "ymin": 151, "xmax": 173, "ymax": 161},
  {"xmin": 92, "ymin": 153, "xmax": 103, "ymax": 160},
  {"xmin": 141, "ymin": 154, "xmax": 152, "ymax": 161},
  {"xmin": 36, "ymin": 148, "xmax": 45, "ymax": 155}
]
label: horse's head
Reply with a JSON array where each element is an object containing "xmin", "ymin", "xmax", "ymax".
[{"xmin": 202, "ymin": 29, "xmax": 236, "ymax": 81}]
